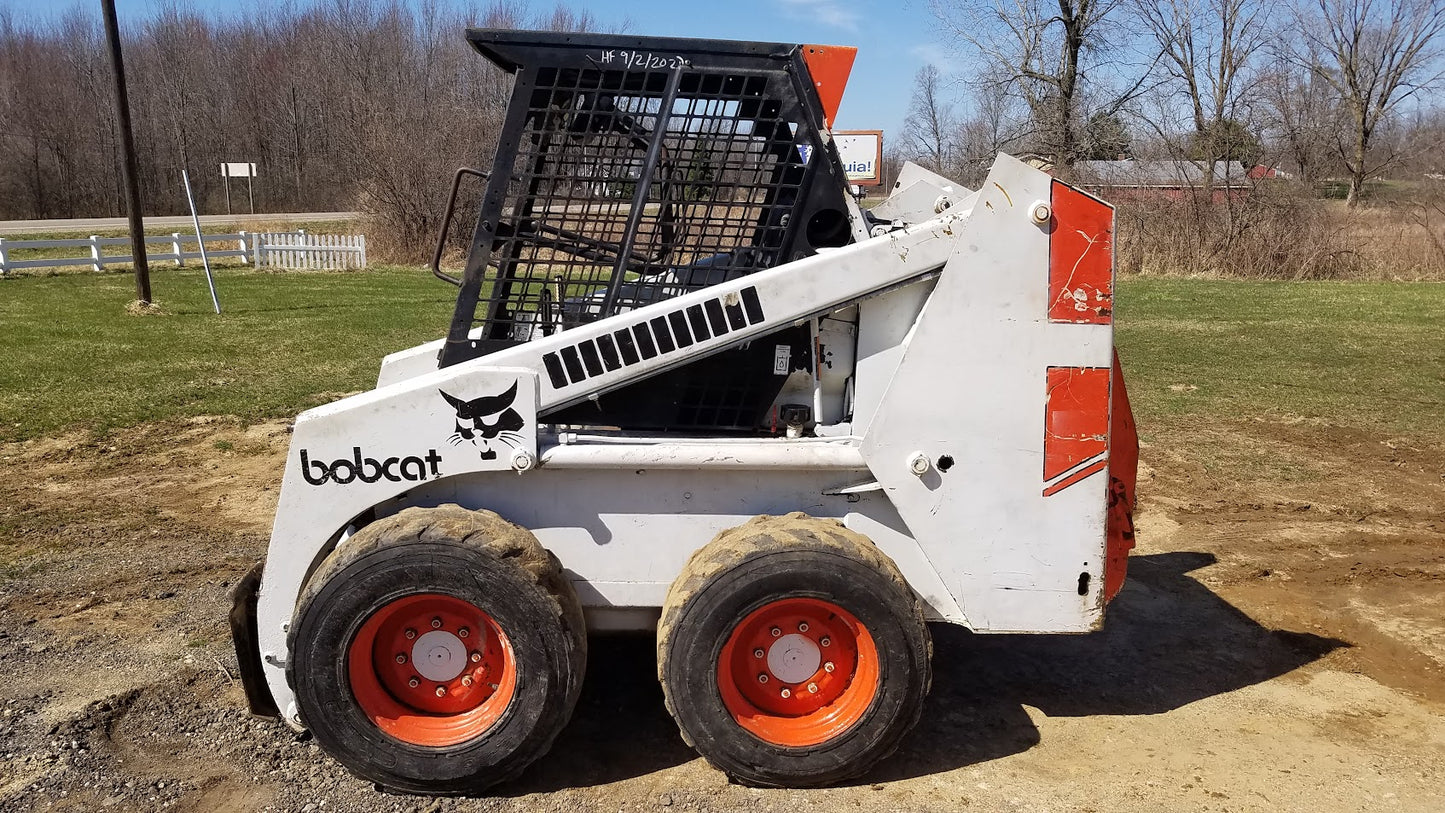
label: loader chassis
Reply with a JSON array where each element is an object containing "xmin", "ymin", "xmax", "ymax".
[{"xmin": 233, "ymin": 29, "xmax": 1138, "ymax": 795}]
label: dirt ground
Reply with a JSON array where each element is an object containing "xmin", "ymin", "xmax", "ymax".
[{"xmin": 1, "ymin": 415, "xmax": 1442, "ymax": 812}]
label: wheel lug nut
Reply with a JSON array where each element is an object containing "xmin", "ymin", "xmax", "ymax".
[
  {"xmin": 461, "ymin": 675, "xmax": 474, "ymax": 687},
  {"xmin": 808, "ymin": 682, "xmax": 818, "ymax": 694},
  {"xmin": 757, "ymin": 673, "xmax": 769, "ymax": 684},
  {"xmin": 435, "ymin": 686, "xmax": 447, "ymax": 697},
  {"xmin": 394, "ymin": 653, "xmax": 407, "ymax": 664},
  {"xmin": 408, "ymin": 677, "xmax": 419, "ymax": 688},
  {"xmin": 824, "ymin": 661, "xmax": 835, "ymax": 673},
  {"xmin": 820, "ymin": 637, "xmax": 830, "ymax": 647},
  {"xmin": 430, "ymin": 617, "xmax": 443, "ymax": 629},
  {"xmin": 753, "ymin": 648, "xmax": 765, "ymax": 659},
  {"xmin": 404, "ymin": 628, "xmax": 417, "ymax": 640},
  {"xmin": 770, "ymin": 627, "xmax": 781, "ymax": 637},
  {"xmin": 470, "ymin": 651, "xmax": 482, "ymax": 663},
  {"xmin": 458, "ymin": 627, "xmax": 470, "ymax": 638},
  {"xmin": 798, "ymin": 622, "xmax": 809, "ymax": 632},
  {"xmin": 780, "ymin": 688, "xmax": 791, "ymax": 699}
]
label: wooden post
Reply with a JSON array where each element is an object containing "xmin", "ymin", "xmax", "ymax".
[
  {"xmin": 101, "ymin": 0, "xmax": 151, "ymax": 304},
  {"xmin": 0, "ymin": 237, "xmax": 7, "ymax": 275},
  {"xmin": 90, "ymin": 236, "xmax": 103, "ymax": 273},
  {"xmin": 172, "ymin": 232, "xmax": 184, "ymax": 267}
]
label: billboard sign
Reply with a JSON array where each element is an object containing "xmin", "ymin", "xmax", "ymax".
[{"xmin": 834, "ymin": 130, "xmax": 883, "ymax": 186}]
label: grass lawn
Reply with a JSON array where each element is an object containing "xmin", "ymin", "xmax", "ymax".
[
  {"xmin": 0, "ymin": 266, "xmax": 454, "ymax": 442},
  {"xmin": 1, "ymin": 270, "xmax": 1441, "ymax": 452},
  {"xmin": 1114, "ymin": 279, "xmax": 1445, "ymax": 443}
]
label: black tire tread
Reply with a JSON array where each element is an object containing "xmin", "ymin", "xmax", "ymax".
[
  {"xmin": 286, "ymin": 503, "xmax": 586, "ymax": 794},
  {"xmin": 656, "ymin": 512, "xmax": 930, "ymax": 781}
]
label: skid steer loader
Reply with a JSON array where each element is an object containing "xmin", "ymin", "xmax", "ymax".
[{"xmin": 230, "ymin": 29, "xmax": 1138, "ymax": 794}]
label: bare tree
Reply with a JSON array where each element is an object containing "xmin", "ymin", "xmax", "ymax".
[
  {"xmin": 1297, "ymin": 0, "xmax": 1445, "ymax": 205},
  {"xmin": 1132, "ymin": 0, "xmax": 1269, "ymax": 192},
  {"xmin": 1258, "ymin": 51, "xmax": 1342, "ymax": 183},
  {"xmin": 0, "ymin": 0, "xmax": 612, "ymax": 258},
  {"xmin": 930, "ymin": 0, "xmax": 1129, "ymax": 171},
  {"xmin": 898, "ymin": 64, "xmax": 957, "ymax": 174},
  {"xmin": 954, "ymin": 75, "xmax": 1028, "ymax": 183}
]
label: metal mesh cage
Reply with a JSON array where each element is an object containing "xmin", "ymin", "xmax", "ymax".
[
  {"xmin": 483, "ymin": 69, "xmax": 806, "ymax": 340},
  {"xmin": 441, "ymin": 32, "xmax": 851, "ymax": 431}
]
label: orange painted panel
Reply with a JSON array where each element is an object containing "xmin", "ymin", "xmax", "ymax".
[
  {"xmin": 1104, "ymin": 350, "xmax": 1139, "ymax": 600},
  {"xmin": 1049, "ymin": 181, "xmax": 1114, "ymax": 324},
  {"xmin": 1043, "ymin": 366, "xmax": 1111, "ymax": 482},
  {"xmin": 801, "ymin": 44, "xmax": 857, "ymax": 129}
]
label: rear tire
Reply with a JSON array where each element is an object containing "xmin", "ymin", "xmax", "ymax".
[
  {"xmin": 657, "ymin": 513, "xmax": 930, "ymax": 787},
  {"xmin": 287, "ymin": 504, "xmax": 585, "ymax": 795}
]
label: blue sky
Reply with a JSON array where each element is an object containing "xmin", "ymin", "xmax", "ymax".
[{"xmin": 94, "ymin": 0, "xmax": 946, "ymax": 140}]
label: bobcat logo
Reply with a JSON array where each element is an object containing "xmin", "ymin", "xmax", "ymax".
[{"xmin": 441, "ymin": 382, "xmax": 525, "ymax": 461}]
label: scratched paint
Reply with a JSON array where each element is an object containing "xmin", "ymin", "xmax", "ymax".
[
  {"xmin": 1048, "ymin": 181, "xmax": 1114, "ymax": 325},
  {"xmin": 1042, "ymin": 366, "xmax": 1111, "ymax": 484}
]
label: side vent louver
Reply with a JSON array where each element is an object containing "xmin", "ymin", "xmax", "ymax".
[{"xmin": 542, "ymin": 287, "xmax": 767, "ymax": 390}]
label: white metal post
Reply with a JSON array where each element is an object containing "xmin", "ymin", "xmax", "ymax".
[
  {"xmin": 222, "ymin": 162, "xmax": 233, "ymax": 216},
  {"xmin": 182, "ymin": 169, "xmax": 221, "ymax": 314}
]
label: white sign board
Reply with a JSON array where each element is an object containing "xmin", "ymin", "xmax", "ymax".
[
  {"xmin": 834, "ymin": 131, "xmax": 883, "ymax": 186},
  {"xmin": 221, "ymin": 162, "xmax": 257, "ymax": 178}
]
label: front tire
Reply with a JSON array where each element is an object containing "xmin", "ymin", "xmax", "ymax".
[
  {"xmin": 657, "ymin": 513, "xmax": 931, "ymax": 787},
  {"xmin": 287, "ymin": 505, "xmax": 586, "ymax": 795}
]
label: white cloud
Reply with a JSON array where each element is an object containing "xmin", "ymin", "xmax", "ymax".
[
  {"xmin": 909, "ymin": 42, "xmax": 962, "ymax": 74},
  {"xmin": 779, "ymin": 0, "xmax": 862, "ymax": 32}
]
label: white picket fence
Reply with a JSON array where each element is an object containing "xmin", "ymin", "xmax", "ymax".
[
  {"xmin": 254, "ymin": 232, "xmax": 366, "ymax": 271},
  {"xmin": 0, "ymin": 230, "xmax": 366, "ymax": 275}
]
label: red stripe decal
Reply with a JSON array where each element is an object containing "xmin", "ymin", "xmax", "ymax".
[
  {"xmin": 1043, "ymin": 459, "xmax": 1107, "ymax": 497},
  {"xmin": 1044, "ymin": 366, "xmax": 1111, "ymax": 480},
  {"xmin": 1049, "ymin": 181, "xmax": 1114, "ymax": 324}
]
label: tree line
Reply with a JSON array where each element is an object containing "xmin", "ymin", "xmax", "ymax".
[
  {"xmin": 901, "ymin": 0, "xmax": 1444, "ymax": 205},
  {"xmin": 0, "ymin": 1, "xmax": 602, "ymax": 250}
]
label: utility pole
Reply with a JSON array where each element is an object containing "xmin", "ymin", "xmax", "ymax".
[{"xmin": 101, "ymin": 0, "xmax": 151, "ymax": 304}]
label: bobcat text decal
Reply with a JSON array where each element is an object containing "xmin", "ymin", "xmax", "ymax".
[{"xmin": 300, "ymin": 447, "xmax": 442, "ymax": 486}]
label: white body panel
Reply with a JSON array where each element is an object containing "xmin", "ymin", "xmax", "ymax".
[
  {"xmin": 254, "ymin": 155, "xmax": 1120, "ymax": 725},
  {"xmin": 862, "ymin": 158, "xmax": 1112, "ymax": 632}
]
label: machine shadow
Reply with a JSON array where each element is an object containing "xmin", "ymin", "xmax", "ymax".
[
  {"xmin": 862, "ymin": 550, "xmax": 1347, "ymax": 783},
  {"xmin": 505, "ymin": 631, "xmax": 695, "ymax": 794},
  {"xmin": 509, "ymin": 551, "xmax": 1346, "ymax": 792}
]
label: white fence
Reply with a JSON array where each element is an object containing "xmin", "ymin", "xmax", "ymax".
[
  {"xmin": 0, "ymin": 230, "xmax": 366, "ymax": 275},
  {"xmin": 253, "ymin": 232, "xmax": 366, "ymax": 271}
]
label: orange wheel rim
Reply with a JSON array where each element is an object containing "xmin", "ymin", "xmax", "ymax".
[
  {"xmin": 347, "ymin": 593, "xmax": 517, "ymax": 747},
  {"xmin": 718, "ymin": 597, "xmax": 879, "ymax": 747}
]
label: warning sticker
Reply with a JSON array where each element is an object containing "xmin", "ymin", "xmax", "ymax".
[{"xmin": 773, "ymin": 345, "xmax": 791, "ymax": 375}]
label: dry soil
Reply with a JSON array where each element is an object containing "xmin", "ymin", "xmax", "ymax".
[{"xmin": 1, "ymin": 414, "xmax": 1442, "ymax": 812}]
